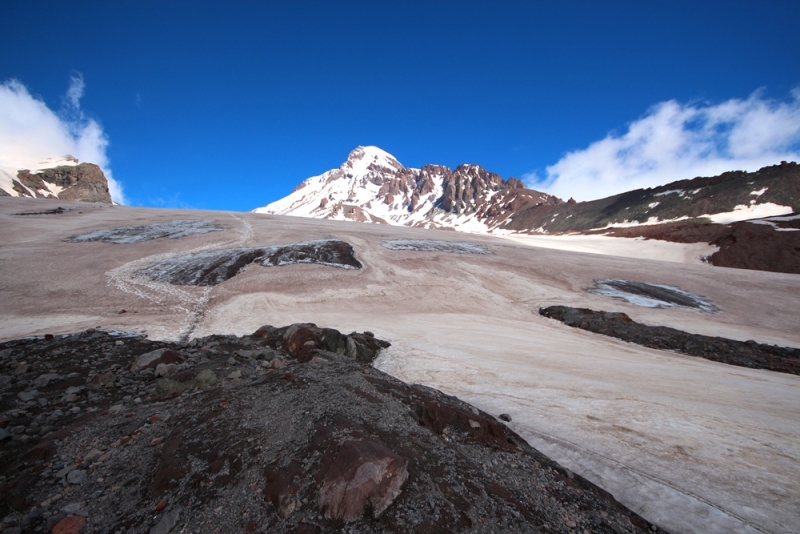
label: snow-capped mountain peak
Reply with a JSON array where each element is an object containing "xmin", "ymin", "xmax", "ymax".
[
  {"xmin": 341, "ymin": 146, "xmax": 404, "ymax": 176},
  {"xmin": 253, "ymin": 146, "xmax": 554, "ymax": 233}
]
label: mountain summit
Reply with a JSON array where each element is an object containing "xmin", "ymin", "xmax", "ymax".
[{"xmin": 254, "ymin": 146, "xmax": 557, "ymax": 232}]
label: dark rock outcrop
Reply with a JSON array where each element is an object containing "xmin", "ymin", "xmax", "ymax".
[
  {"xmin": 0, "ymin": 325, "xmax": 661, "ymax": 533},
  {"xmin": 593, "ymin": 216, "xmax": 800, "ymax": 275},
  {"xmin": 540, "ymin": 305, "xmax": 800, "ymax": 375}
]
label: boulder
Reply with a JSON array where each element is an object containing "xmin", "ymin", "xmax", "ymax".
[
  {"xmin": 318, "ymin": 440, "xmax": 408, "ymax": 521},
  {"xmin": 194, "ymin": 369, "xmax": 217, "ymax": 389},
  {"xmin": 131, "ymin": 349, "xmax": 184, "ymax": 372}
]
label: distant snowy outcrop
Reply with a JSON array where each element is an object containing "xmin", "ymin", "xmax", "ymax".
[{"xmin": 0, "ymin": 156, "xmax": 113, "ymax": 204}]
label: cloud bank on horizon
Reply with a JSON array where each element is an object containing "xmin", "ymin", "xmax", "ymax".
[
  {"xmin": 0, "ymin": 75, "xmax": 125, "ymax": 204},
  {"xmin": 531, "ymin": 89, "xmax": 800, "ymax": 201}
]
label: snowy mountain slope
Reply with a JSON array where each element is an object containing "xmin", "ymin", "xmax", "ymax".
[
  {"xmin": 256, "ymin": 147, "xmax": 799, "ymax": 239},
  {"xmin": 0, "ymin": 156, "xmax": 112, "ymax": 204},
  {"xmin": 254, "ymin": 146, "xmax": 557, "ymax": 233}
]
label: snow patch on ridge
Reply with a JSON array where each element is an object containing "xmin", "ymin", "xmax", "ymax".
[{"xmin": 703, "ymin": 203, "xmax": 793, "ymax": 224}]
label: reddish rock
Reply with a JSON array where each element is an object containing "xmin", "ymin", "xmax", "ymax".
[
  {"xmin": 284, "ymin": 325, "xmax": 317, "ymax": 358},
  {"xmin": 151, "ymin": 427, "xmax": 185, "ymax": 496},
  {"xmin": 52, "ymin": 514, "xmax": 86, "ymax": 534},
  {"xmin": 264, "ymin": 461, "xmax": 301, "ymax": 519},
  {"xmin": 155, "ymin": 499, "xmax": 168, "ymax": 511},
  {"xmin": 317, "ymin": 440, "xmax": 409, "ymax": 521}
]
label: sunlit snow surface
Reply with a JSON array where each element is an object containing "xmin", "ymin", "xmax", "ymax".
[
  {"xmin": 589, "ymin": 279, "xmax": 719, "ymax": 312},
  {"xmin": 67, "ymin": 219, "xmax": 223, "ymax": 244},
  {"xmin": 381, "ymin": 239, "xmax": 491, "ymax": 254}
]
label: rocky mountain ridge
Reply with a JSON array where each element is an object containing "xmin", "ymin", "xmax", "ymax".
[
  {"xmin": 505, "ymin": 161, "xmax": 800, "ymax": 234},
  {"xmin": 0, "ymin": 159, "xmax": 112, "ymax": 204},
  {"xmin": 256, "ymin": 148, "xmax": 799, "ymax": 237}
]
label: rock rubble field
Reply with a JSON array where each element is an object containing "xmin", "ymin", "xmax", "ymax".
[{"xmin": 0, "ymin": 326, "xmax": 654, "ymax": 533}]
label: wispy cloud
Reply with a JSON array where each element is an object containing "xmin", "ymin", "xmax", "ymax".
[
  {"xmin": 0, "ymin": 75, "xmax": 125, "ymax": 204},
  {"xmin": 528, "ymin": 89, "xmax": 800, "ymax": 201}
]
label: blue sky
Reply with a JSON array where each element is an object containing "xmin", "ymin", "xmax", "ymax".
[{"xmin": 1, "ymin": 1, "xmax": 799, "ymax": 208}]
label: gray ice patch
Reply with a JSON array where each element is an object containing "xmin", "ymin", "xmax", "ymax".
[
  {"xmin": 589, "ymin": 279, "xmax": 719, "ymax": 312},
  {"xmin": 67, "ymin": 219, "xmax": 223, "ymax": 244},
  {"xmin": 382, "ymin": 239, "xmax": 490, "ymax": 254}
]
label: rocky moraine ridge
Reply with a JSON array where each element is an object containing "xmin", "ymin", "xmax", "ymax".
[{"xmin": 0, "ymin": 326, "xmax": 660, "ymax": 534}]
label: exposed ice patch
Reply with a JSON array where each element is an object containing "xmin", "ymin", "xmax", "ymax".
[
  {"xmin": 589, "ymin": 279, "xmax": 719, "ymax": 312},
  {"xmin": 382, "ymin": 239, "xmax": 491, "ymax": 254},
  {"xmin": 67, "ymin": 220, "xmax": 223, "ymax": 244},
  {"xmin": 136, "ymin": 239, "xmax": 361, "ymax": 286}
]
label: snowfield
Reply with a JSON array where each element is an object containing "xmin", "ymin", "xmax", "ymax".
[{"xmin": 1, "ymin": 197, "xmax": 799, "ymax": 534}]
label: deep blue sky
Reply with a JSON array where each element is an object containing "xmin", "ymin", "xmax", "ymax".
[{"xmin": 2, "ymin": 1, "xmax": 799, "ymax": 209}]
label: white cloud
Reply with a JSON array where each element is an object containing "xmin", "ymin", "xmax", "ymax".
[
  {"xmin": 529, "ymin": 89, "xmax": 800, "ymax": 201},
  {"xmin": 0, "ymin": 76, "xmax": 125, "ymax": 204}
]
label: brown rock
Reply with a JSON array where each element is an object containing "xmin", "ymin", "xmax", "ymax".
[
  {"xmin": 90, "ymin": 372, "xmax": 116, "ymax": 386},
  {"xmin": 318, "ymin": 440, "xmax": 409, "ymax": 521},
  {"xmin": 284, "ymin": 325, "xmax": 317, "ymax": 358},
  {"xmin": 264, "ymin": 461, "xmax": 301, "ymax": 519},
  {"xmin": 52, "ymin": 514, "xmax": 87, "ymax": 534}
]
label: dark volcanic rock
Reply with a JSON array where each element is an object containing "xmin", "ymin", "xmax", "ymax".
[
  {"xmin": 540, "ymin": 305, "xmax": 800, "ymax": 375},
  {"xmin": 0, "ymin": 326, "xmax": 660, "ymax": 533},
  {"xmin": 709, "ymin": 219, "xmax": 800, "ymax": 274},
  {"xmin": 67, "ymin": 219, "xmax": 223, "ymax": 244},
  {"xmin": 136, "ymin": 239, "xmax": 362, "ymax": 286},
  {"xmin": 12, "ymin": 206, "xmax": 71, "ymax": 216},
  {"xmin": 589, "ymin": 279, "xmax": 719, "ymax": 312}
]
